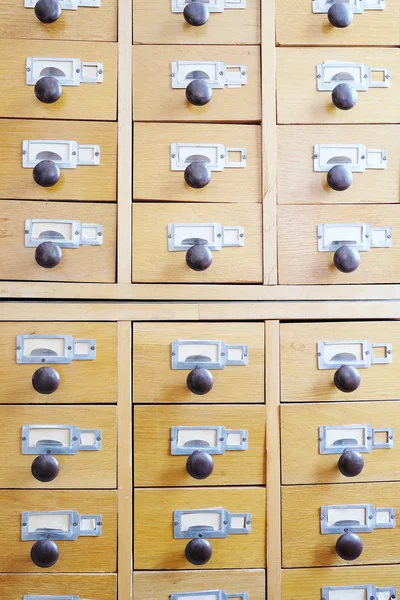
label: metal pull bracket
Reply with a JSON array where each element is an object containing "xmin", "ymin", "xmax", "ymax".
[
  {"xmin": 172, "ymin": 339, "xmax": 248, "ymax": 370},
  {"xmin": 312, "ymin": 0, "xmax": 385, "ymax": 14},
  {"xmin": 171, "ymin": 426, "xmax": 248, "ymax": 455},
  {"xmin": 171, "ymin": 143, "xmax": 246, "ymax": 171},
  {"xmin": 172, "ymin": 0, "xmax": 246, "ymax": 13},
  {"xmin": 23, "ymin": 140, "xmax": 100, "ymax": 169},
  {"xmin": 26, "ymin": 57, "xmax": 103, "ymax": 86},
  {"xmin": 25, "ymin": 0, "xmax": 100, "ymax": 9},
  {"xmin": 25, "ymin": 219, "xmax": 103, "ymax": 249},
  {"xmin": 174, "ymin": 508, "xmax": 251, "ymax": 538},
  {"xmin": 317, "ymin": 61, "xmax": 390, "ymax": 91},
  {"xmin": 317, "ymin": 340, "xmax": 392, "ymax": 369},
  {"xmin": 319, "ymin": 424, "xmax": 394, "ymax": 454},
  {"xmin": 171, "ymin": 592, "xmax": 248, "ymax": 600},
  {"xmin": 22, "ymin": 425, "xmax": 102, "ymax": 455},
  {"xmin": 171, "ymin": 61, "xmax": 247, "ymax": 89},
  {"xmin": 314, "ymin": 144, "xmax": 387, "ymax": 173},
  {"xmin": 317, "ymin": 223, "xmax": 392, "ymax": 252},
  {"xmin": 168, "ymin": 223, "xmax": 244, "ymax": 252},
  {"xmin": 16, "ymin": 334, "xmax": 96, "ymax": 364},
  {"xmin": 21, "ymin": 511, "xmax": 102, "ymax": 541},
  {"xmin": 321, "ymin": 585, "xmax": 395, "ymax": 600},
  {"xmin": 320, "ymin": 504, "xmax": 396, "ymax": 534}
]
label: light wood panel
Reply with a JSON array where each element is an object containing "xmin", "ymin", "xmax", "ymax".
[
  {"xmin": 0, "ymin": 322, "xmax": 117, "ymax": 404},
  {"xmin": 133, "ymin": 322, "xmax": 265, "ymax": 404},
  {"xmin": 134, "ymin": 405, "xmax": 266, "ymax": 486},
  {"xmin": 0, "ymin": 574, "xmax": 117, "ymax": 600},
  {"xmin": 134, "ymin": 487, "xmax": 266, "ymax": 569},
  {"xmin": 278, "ymin": 205, "xmax": 400, "ymax": 284},
  {"xmin": 0, "ymin": 489, "xmax": 117, "ymax": 572},
  {"xmin": 0, "ymin": 201, "xmax": 116, "ymax": 283},
  {"xmin": 277, "ymin": 125, "xmax": 400, "ymax": 205},
  {"xmin": 134, "ymin": 570, "xmax": 266, "ymax": 600},
  {"xmin": 132, "ymin": 203, "xmax": 263, "ymax": 283},
  {"xmin": 277, "ymin": 48, "xmax": 400, "ymax": 124},
  {"xmin": 276, "ymin": 0, "xmax": 400, "ymax": 46},
  {"xmin": 280, "ymin": 321, "xmax": 400, "ymax": 403},
  {"xmin": 133, "ymin": 46, "xmax": 261, "ymax": 123},
  {"xmin": 0, "ymin": 40, "xmax": 117, "ymax": 121}
]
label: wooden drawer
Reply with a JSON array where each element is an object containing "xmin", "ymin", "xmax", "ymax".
[
  {"xmin": 282, "ymin": 566, "xmax": 400, "ymax": 600},
  {"xmin": 134, "ymin": 487, "xmax": 266, "ymax": 569},
  {"xmin": 133, "ymin": 46, "xmax": 261, "ymax": 123},
  {"xmin": 0, "ymin": 200, "xmax": 116, "ymax": 283},
  {"xmin": 0, "ymin": 322, "xmax": 117, "ymax": 404},
  {"xmin": 277, "ymin": 125, "xmax": 400, "ymax": 205},
  {"xmin": 276, "ymin": 0, "xmax": 400, "ymax": 46},
  {"xmin": 282, "ymin": 482, "xmax": 400, "ymax": 567},
  {"xmin": 278, "ymin": 205, "xmax": 400, "ymax": 285},
  {"xmin": 0, "ymin": 574, "xmax": 116, "ymax": 600},
  {"xmin": 277, "ymin": 48, "xmax": 399, "ymax": 124},
  {"xmin": 133, "ymin": 0, "xmax": 260, "ymax": 45},
  {"xmin": 0, "ymin": 40, "xmax": 117, "ymax": 121},
  {"xmin": 0, "ymin": 489, "xmax": 116, "ymax": 572},
  {"xmin": 133, "ymin": 322, "xmax": 265, "ymax": 404},
  {"xmin": 132, "ymin": 203, "xmax": 262, "ymax": 284},
  {"xmin": 0, "ymin": 405, "xmax": 116, "ymax": 489},
  {"xmin": 281, "ymin": 401, "xmax": 400, "ymax": 485},
  {"xmin": 134, "ymin": 570, "xmax": 266, "ymax": 600},
  {"xmin": 134, "ymin": 405, "xmax": 266, "ymax": 486},
  {"xmin": 280, "ymin": 321, "xmax": 399, "ymax": 403},
  {"xmin": 133, "ymin": 123, "xmax": 261, "ymax": 203}
]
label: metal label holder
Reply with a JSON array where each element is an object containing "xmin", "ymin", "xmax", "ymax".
[
  {"xmin": 171, "ymin": 426, "xmax": 248, "ymax": 455},
  {"xmin": 22, "ymin": 425, "xmax": 102, "ymax": 455},
  {"xmin": 171, "ymin": 592, "xmax": 248, "ymax": 600},
  {"xmin": 168, "ymin": 223, "xmax": 244, "ymax": 252},
  {"xmin": 23, "ymin": 140, "xmax": 100, "ymax": 169},
  {"xmin": 317, "ymin": 340, "xmax": 392, "ymax": 369},
  {"xmin": 171, "ymin": 0, "xmax": 246, "ymax": 13},
  {"xmin": 321, "ymin": 586, "xmax": 395, "ymax": 600},
  {"xmin": 171, "ymin": 339, "xmax": 248, "ymax": 370},
  {"xmin": 25, "ymin": 219, "xmax": 103, "ymax": 249},
  {"xmin": 171, "ymin": 143, "xmax": 246, "ymax": 171},
  {"xmin": 171, "ymin": 61, "xmax": 247, "ymax": 89},
  {"xmin": 21, "ymin": 510, "xmax": 102, "ymax": 541},
  {"xmin": 16, "ymin": 334, "xmax": 96, "ymax": 364},
  {"xmin": 26, "ymin": 57, "xmax": 103, "ymax": 86},
  {"xmin": 319, "ymin": 424, "xmax": 394, "ymax": 454},
  {"xmin": 316, "ymin": 61, "xmax": 390, "ymax": 91},
  {"xmin": 317, "ymin": 223, "xmax": 392, "ymax": 253},
  {"xmin": 313, "ymin": 144, "xmax": 387, "ymax": 173},
  {"xmin": 25, "ymin": 0, "xmax": 100, "ymax": 9},
  {"xmin": 320, "ymin": 504, "xmax": 396, "ymax": 534},
  {"xmin": 174, "ymin": 508, "xmax": 251, "ymax": 539},
  {"xmin": 312, "ymin": 0, "xmax": 385, "ymax": 13}
]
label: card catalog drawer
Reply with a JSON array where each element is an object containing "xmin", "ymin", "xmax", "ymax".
[{"xmin": 0, "ymin": 573, "xmax": 116, "ymax": 600}]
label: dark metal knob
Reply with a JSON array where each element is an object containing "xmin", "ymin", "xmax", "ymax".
[
  {"xmin": 183, "ymin": 1, "xmax": 209, "ymax": 26},
  {"xmin": 336, "ymin": 532, "xmax": 363, "ymax": 561},
  {"xmin": 338, "ymin": 449, "xmax": 364, "ymax": 477},
  {"xmin": 333, "ymin": 246, "xmax": 360, "ymax": 273},
  {"xmin": 32, "ymin": 367, "xmax": 60, "ymax": 394},
  {"xmin": 34, "ymin": 76, "xmax": 62, "ymax": 104},
  {"xmin": 31, "ymin": 455, "xmax": 60, "ymax": 482},
  {"xmin": 187, "ymin": 366, "xmax": 214, "ymax": 395},
  {"xmin": 31, "ymin": 539, "xmax": 59, "ymax": 568},
  {"xmin": 33, "ymin": 160, "xmax": 61, "ymax": 187},
  {"xmin": 327, "ymin": 165, "xmax": 353, "ymax": 191},
  {"xmin": 186, "ymin": 79, "xmax": 212, "ymax": 106},
  {"xmin": 332, "ymin": 83, "xmax": 358, "ymax": 111},
  {"xmin": 186, "ymin": 244, "xmax": 213, "ymax": 271},
  {"xmin": 184, "ymin": 162, "xmax": 212, "ymax": 189},
  {"xmin": 35, "ymin": 241, "xmax": 62, "ymax": 269},
  {"xmin": 34, "ymin": 0, "xmax": 62, "ymax": 23},
  {"xmin": 334, "ymin": 365, "xmax": 361, "ymax": 393},
  {"xmin": 185, "ymin": 538, "xmax": 212, "ymax": 565},
  {"xmin": 186, "ymin": 450, "xmax": 214, "ymax": 479},
  {"xmin": 327, "ymin": 3, "xmax": 353, "ymax": 28}
]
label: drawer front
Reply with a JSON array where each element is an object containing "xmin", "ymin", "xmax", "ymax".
[
  {"xmin": 277, "ymin": 48, "xmax": 399, "ymax": 124},
  {"xmin": 276, "ymin": 0, "xmax": 400, "ymax": 46},
  {"xmin": 133, "ymin": 123, "xmax": 261, "ymax": 203},
  {"xmin": 0, "ymin": 120, "xmax": 117, "ymax": 201},
  {"xmin": 0, "ymin": 573, "xmax": 117, "ymax": 600},
  {"xmin": 134, "ymin": 405, "xmax": 266, "ymax": 486},
  {"xmin": 133, "ymin": 46, "xmax": 261, "ymax": 123},
  {"xmin": 134, "ymin": 569, "xmax": 266, "ymax": 600},
  {"xmin": 134, "ymin": 487, "xmax": 266, "ymax": 569},
  {"xmin": 0, "ymin": 405, "xmax": 116, "ymax": 489},
  {"xmin": 278, "ymin": 205, "xmax": 400, "ymax": 284},
  {"xmin": 0, "ymin": 40, "xmax": 117, "ymax": 121},
  {"xmin": 0, "ymin": 322, "xmax": 117, "ymax": 404},
  {"xmin": 133, "ymin": 322, "xmax": 265, "ymax": 404},
  {"xmin": 282, "ymin": 482, "xmax": 400, "ymax": 567},
  {"xmin": 0, "ymin": 200, "xmax": 116, "ymax": 283},
  {"xmin": 277, "ymin": 125, "xmax": 400, "ymax": 205},
  {"xmin": 132, "ymin": 203, "xmax": 262, "ymax": 283},
  {"xmin": 0, "ymin": 489, "xmax": 117, "ymax": 572},
  {"xmin": 281, "ymin": 401, "xmax": 399, "ymax": 485}
]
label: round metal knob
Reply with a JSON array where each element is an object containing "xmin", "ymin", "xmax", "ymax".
[
  {"xmin": 35, "ymin": 241, "xmax": 62, "ymax": 269},
  {"xmin": 327, "ymin": 165, "xmax": 353, "ymax": 191},
  {"xmin": 332, "ymin": 83, "xmax": 358, "ymax": 111},
  {"xmin": 34, "ymin": 0, "xmax": 62, "ymax": 23},
  {"xmin": 187, "ymin": 366, "xmax": 214, "ymax": 395},
  {"xmin": 185, "ymin": 538, "xmax": 212, "ymax": 565},
  {"xmin": 34, "ymin": 76, "xmax": 62, "ymax": 104},
  {"xmin": 327, "ymin": 3, "xmax": 353, "ymax": 28},
  {"xmin": 334, "ymin": 365, "xmax": 361, "ymax": 393},
  {"xmin": 338, "ymin": 449, "xmax": 364, "ymax": 477},
  {"xmin": 186, "ymin": 244, "xmax": 213, "ymax": 271},
  {"xmin": 31, "ymin": 455, "xmax": 60, "ymax": 482},
  {"xmin": 183, "ymin": 1, "xmax": 209, "ymax": 26},
  {"xmin": 33, "ymin": 160, "xmax": 61, "ymax": 187},
  {"xmin": 333, "ymin": 246, "xmax": 360, "ymax": 274},
  {"xmin": 184, "ymin": 162, "xmax": 212, "ymax": 189},
  {"xmin": 32, "ymin": 367, "xmax": 61, "ymax": 395},
  {"xmin": 336, "ymin": 532, "xmax": 363, "ymax": 561},
  {"xmin": 186, "ymin": 450, "xmax": 214, "ymax": 479},
  {"xmin": 186, "ymin": 79, "xmax": 212, "ymax": 106},
  {"xmin": 31, "ymin": 539, "xmax": 59, "ymax": 568}
]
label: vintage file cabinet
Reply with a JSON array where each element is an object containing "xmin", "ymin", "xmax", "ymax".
[
  {"xmin": 132, "ymin": 322, "xmax": 265, "ymax": 403},
  {"xmin": 0, "ymin": 40, "xmax": 117, "ymax": 121},
  {"xmin": 0, "ymin": 322, "xmax": 117, "ymax": 404},
  {"xmin": 134, "ymin": 487, "xmax": 266, "ymax": 569},
  {"xmin": 0, "ymin": 573, "xmax": 117, "ymax": 600}
]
